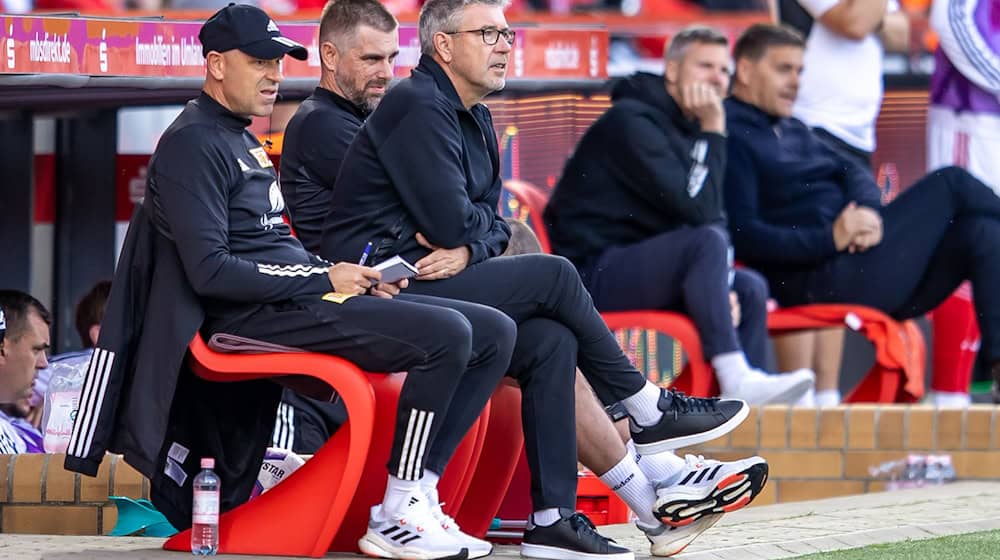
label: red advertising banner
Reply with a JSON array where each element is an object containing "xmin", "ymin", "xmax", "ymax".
[{"xmin": 1, "ymin": 15, "xmax": 607, "ymax": 80}]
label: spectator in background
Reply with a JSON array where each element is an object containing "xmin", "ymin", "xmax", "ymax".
[
  {"xmin": 775, "ymin": 0, "xmax": 908, "ymax": 406},
  {"xmin": 724, "ymin": 24, "xmax": 1000, "ymax": 403},
  {"xmin": 0, "ymin": 291, "xmax": 51, "ymax": 453},
  {"xmin": 927, "ymin": 0, "xmax": 1000, "ymax": 405},
  {"xmin": 546, "ymin": 26, "xmax": 815, "ymax": 405}
]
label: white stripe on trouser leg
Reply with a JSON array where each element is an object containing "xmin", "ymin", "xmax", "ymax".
[
  {"xmin": 412, "ymin": 411, "xmax": 434, "ymax": 481},
  {"xmin": 397, "ymin": 410, "xmax": 420, "ymax": 479},
  {"xmin": 68, "ymin": 349, "xmax": 103, "ymax": 456},
  {"xmin": 404, "ymin": 411, "xmax": 428, "ymax": 480},
  {"xmin": 81, "ymin": 351, "xmax": 115, "ymax": 456},
  {"xmin": 284, "ymin": 404, "xmax": 295, "ymax": 449}
]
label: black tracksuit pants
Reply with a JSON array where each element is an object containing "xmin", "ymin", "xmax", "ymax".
[
  {"xmin": 768, "ymin": 166, "xmax": 1000, "ymax": 364},
  {"xmin": 580, "ymin": 225, "xmax": 770, "ymax": 368},
  {"xmin": 203, "ymin": 292, "xmax": 516, "ymax": 482},
  {"xmin": 405, "ymin": 253, "xmax": 648, "ymax": 509}
]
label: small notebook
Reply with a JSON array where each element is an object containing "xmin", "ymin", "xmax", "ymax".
[{"xmin": 374, "ymin": 255, "xmax": 420, "ymax": 284}]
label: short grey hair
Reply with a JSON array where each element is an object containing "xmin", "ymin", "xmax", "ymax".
[
  {"xmin": 419, "ymin": 0, "xmax": 509, "ymax": 56},
  {"xmin": 664, "ymin": 25, "xmax": 728, "ymax": 63}
]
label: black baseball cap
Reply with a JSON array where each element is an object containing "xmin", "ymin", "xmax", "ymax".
[{"xmin": 200, "ymin": 3, "xmax": 308, "ymax": 61}]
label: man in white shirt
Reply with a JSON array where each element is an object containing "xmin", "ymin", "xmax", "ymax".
[{"xmin": 791, "ymin": 0, "xmax": 909, "ymax": 170}]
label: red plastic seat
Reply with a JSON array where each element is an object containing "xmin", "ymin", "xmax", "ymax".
[
  {"xmin": 767, "ymin": 305, "xmax": 925, "ymax": 403},
  {"xmin": 164, "ymin": 333, "xmax": 495, "ymax": 557},
  {"xmin": 164, "ymin": 333, "xmax": 376, "ymax": 557},
  {"xmin": 501, "ymin": 179, "xmax": 554, "ymax": 254}
]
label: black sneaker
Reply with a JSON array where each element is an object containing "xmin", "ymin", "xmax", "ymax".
[
  {"xmin": 629, "ymin": 389, "xmax": 748, "ymax": 454},
  {"xmin": 521, "ymin": 509, "xmax": 634, "ymax": 560}
]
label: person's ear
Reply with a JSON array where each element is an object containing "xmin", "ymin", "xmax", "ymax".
[
  {"xmin": 434, "ymin": 32, "xmax": 454, "ymax": 63},
  {"xmin": 320, "ymin": 40, "xmax": 339, "ymax": 73},
  {"xmin": 664, "ymin": 59, "xmax": 679, "ymax": 87},
  {"xmin": 206, "ymin": 51, "xmax": 226, "ymax": 81},
  {"xmin": 735, "ymin": 57, "xmax": 754, "ymax": 88},
  {"xmin": 88, "ymin": 325, "xmax": 101, "ymax": 347}
]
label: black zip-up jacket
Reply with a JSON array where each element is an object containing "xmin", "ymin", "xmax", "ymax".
[
  {"xmin": 723, "ymin": 97, "xmax": 882, "ymax": 267},
  {"xmin": 544, "ymin": 72, "xmax": 727, "ymax": 269},
  {"xmin": 65, "ymin": 92, "xmax": 333, "ymax": 530},
  {"xmin": 320, "ymin": 55, "xmax": 510, "ymax": 266},
  {"xmin": 280, "ymin": 87, "xmax": 369, "ymax": 254}
]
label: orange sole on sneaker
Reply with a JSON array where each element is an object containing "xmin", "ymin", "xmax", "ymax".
[{"xmin": 654, "ymin": 463, "xmax": 769, "ymax": 527}]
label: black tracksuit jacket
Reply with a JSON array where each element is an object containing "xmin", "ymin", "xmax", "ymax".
[
  {"xmin": 544, "ymin": 72, "xmax": 728, "ymax": 270},
  {"xmin": 320, "ymin": 55, "xmax": 511, "ymax": 266}
]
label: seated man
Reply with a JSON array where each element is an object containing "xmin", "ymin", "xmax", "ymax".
[
  {"xmin": 0, "ymin": 290, "xmax": 51, "ymax": 453},
  {"xmin": 320, "ymin": 0, "xmax": 769, "ymax": 557},
  {"xmin": 545, "ymin": 25, "xmax": 815, "ymax": 405},
  {"xmin": 63, "ymin": 7, "xmax": 517, "ymax": 560},
  {"xmin": 723, "ymin": 23, "xmax": 1000, "ymax": 392}
]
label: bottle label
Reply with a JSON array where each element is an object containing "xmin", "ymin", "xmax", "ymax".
[{"xmin": 193, "ymin": 490, "xmax": 220, "ymax": 525}]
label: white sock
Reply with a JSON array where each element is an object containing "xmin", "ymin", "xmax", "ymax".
[
  {"xmin": 382, "ymin": 475, "xmax": 421, "ymax": 516},
  {"xmin": 628, "ymin": 440, "xmax": 686, "ymax": 486},
  {"xmin": 796, "ymin": 387, "xmax": 816, "ymax": 407},
  {"xmin": 815, "ymin": 389, "xmax": 841, "ymax": 407},
  {"xmin": 711, "ymin": 351, "xmax": 754, "ymax": 394},
  {"xmin": 621, "ymin": 381, "xmax": 664, "ymax": 427},
  {"xmin": 420, "ymin": 470, "xmax": 441, "ymax": 504},
  {"xmin": 532, "ymin": 508, "xmax": 562, "ymax": 527},
  {"xmin": 932, "ymin": 391, "xmax": 971, "ymax": 408},
  {"xmin": 599, "ymin": 453, "xmax": 658, "ymax": 527}
]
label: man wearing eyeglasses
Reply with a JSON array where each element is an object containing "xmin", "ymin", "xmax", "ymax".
[{"xmin": 322, "ymin": 0, "xmax": 770, "ymax": 559}]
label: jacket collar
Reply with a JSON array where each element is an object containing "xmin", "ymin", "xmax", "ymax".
[
  {"xmin": 726, "ymin": 96, "xmax": 783, "ymax": 127},
  {"xmin": 313, "ymin": 86, "xmax": 369, "ymax": 121},
  {"xmin": 196, "ymin": 91, "xmax": 253, "ymax": 130},
  {"xmin": 415, "ymin": 54, "xmax": 472, "ymax": 112}
]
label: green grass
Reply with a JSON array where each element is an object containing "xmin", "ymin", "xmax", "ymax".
[{"xmin": 790, "ymin": 529, "xmax": 1000, "ymax": 559}]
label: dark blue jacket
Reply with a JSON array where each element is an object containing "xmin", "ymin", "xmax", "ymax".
[
  {"xmin": 723, "ymin": 97, "xmax": 882, "ymax": 275},
  {"xmin": 320, "ymin": 55, "xmax": 510, "ymax": 266},
  {"xmin": 545, "ymin": 72, "xmax": 727, "ymax": 269}
]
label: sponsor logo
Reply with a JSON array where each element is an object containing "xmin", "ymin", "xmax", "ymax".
[{"xmin": 267, "ymin": 20, "xmax": 280, "ymax": 33}]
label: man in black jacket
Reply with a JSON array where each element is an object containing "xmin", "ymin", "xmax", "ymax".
[
  {"xmin": 64, "ymin": 6, "xmax": 519, "ymax": 559},
  {"xmin": 724, "ymin": 24, "xmax": 1000, "ymax": 398},
  {"xmin": 322, "ymin": 1, "xmax": 770, "ymax": 558},
  {"xmin": 546, "ymin": 26, "xmax": 815, "ymax": 407}
]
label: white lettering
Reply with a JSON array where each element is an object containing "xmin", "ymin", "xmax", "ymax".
[
  {"xmin": 135, "ymin": 35, "xmax": 170, "ymax": 66},
  {"xmin": 543, "ymin": 42, "xmax": 579, "ymax": 70},
  {"xmin": 28, "ymin": 32, "xmax": 71, "ymax": 64}
]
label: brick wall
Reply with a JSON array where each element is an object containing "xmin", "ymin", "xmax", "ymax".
[
  {"xmin": 3, "ymin": 405, "xmax": 999, "ymax": 535},
  {"xmin": 679, "ymin": 404, "xmax": 1000, "ymax": 506},
  {"xmin": 0, "ymin": 453, "xmax": 146, "ymax": 535}
]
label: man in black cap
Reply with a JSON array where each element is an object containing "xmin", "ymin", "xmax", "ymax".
[{"xmin": 63, "ymin": 7, "xmax": 516, "ymax": 558}]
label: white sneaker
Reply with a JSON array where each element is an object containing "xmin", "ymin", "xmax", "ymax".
[
  {"xmin": 428, "ymin": 500, "xmax": 492, "ymax": 559},
  {"xmin": 358, "ymin": 491, "xmax": 469, "ymax": 559},
  {"xmin": 639, "ymin": 514, "xmax": 723, "ymax": 557},
  {"xmin": 721, "ymin": 368, "xmax": 815, "ymax": 405},
  {"xmin": 654, "ymin": 455, "xmax": 768, "ymax": 527}
]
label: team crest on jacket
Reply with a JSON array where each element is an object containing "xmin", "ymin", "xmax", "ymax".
[
  {"xmin": 260, "ymin": 181, "xmax": 286, "ymax": 230},
  {"xmin": 249, "ymin": 147, "xmax": 273, "ymax": 168}
]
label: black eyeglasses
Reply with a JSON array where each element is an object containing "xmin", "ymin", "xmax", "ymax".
[{"xmin": 444, "ymin": 27, "xmax": 516, "ymax": 46}]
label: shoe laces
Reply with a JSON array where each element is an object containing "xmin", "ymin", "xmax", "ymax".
[
  {"xmin": 428, "ymin": 501, "xmax": 458, "ymax": 531},
  {"xmin": 393, "ymin": 494, "xmax": 437, "ymax": 533},
  {"xmin": 568, "ymin": 512, "xmax": 618, "ymax": 545},
  {"xmin": 682, "ymin": 454, "xmax": 710, "ymax": 469},
  {"xmin": 665, "ymin": 389, "xmax": 719, "ymax": 418}
]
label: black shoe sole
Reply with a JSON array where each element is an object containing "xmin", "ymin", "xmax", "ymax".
[{"xmin": 654, "ymin": 462, "xmax": 769, "ymax": 527}]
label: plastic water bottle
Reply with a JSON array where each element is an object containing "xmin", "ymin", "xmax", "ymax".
[{"xmin": 191, "ymin": 457, "xmax": 220, "ymax": 555}]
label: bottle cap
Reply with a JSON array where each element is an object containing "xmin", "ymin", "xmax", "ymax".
[{"xmin": 201, "ymin": 457, "xmax": 215, "ymax": 469}]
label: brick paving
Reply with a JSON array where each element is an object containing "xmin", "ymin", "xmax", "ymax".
[{"xmin": 3, "ymin": 482, "xmax": 1000, "ymax": 559}]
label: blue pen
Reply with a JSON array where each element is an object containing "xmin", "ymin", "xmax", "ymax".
[{"xmin": 358, "ymin": 241, "xmax": 373, "ymax": 265}]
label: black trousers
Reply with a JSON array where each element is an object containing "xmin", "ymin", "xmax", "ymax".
[
  {"xmin": 772, "ymin": 166, "xmax": 1000, "ymax": 363},
  {"xmin": 204, "ymin": 292, "xmax": 516, "ymax": 481},
  {"xmin": 405, "ymin": 253, "xmax": 647, "ymax": 509},
  {"xmin": 581, "ymin": 225, "xmax": 770, "ymax": 367}
]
